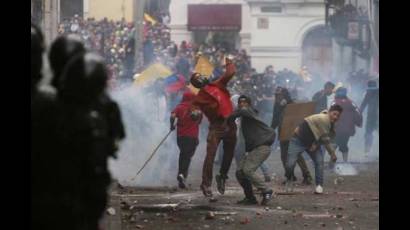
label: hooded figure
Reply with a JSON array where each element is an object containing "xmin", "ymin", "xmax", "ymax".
[
  {"xmin": 58, "ymin": 52, "xmax": 120, "ymax": 230},
  {"xmin": 271, "ymin": 87, "xmax": 312, "ymax": 184},
  {"xmin": 31, "ymin": 23, "xmax": 44, "ymax": 90},
  {"xmin": 49, "ymin": 34, "xmax": 86, "ymax": 91},
  {"xmin": 332, "ymin": 87, "xmax": 362, "ymax": 162},
  {"xmin": 170, "ymin": 90, "xmax": 203, "ymax": 189},
  {"xmin": 359, "ymin": 80, "xmax": 379, "ymax": 156},
  {"xmin": 32, "ymin": 23, "xmax": 62, "ymax": 230}
]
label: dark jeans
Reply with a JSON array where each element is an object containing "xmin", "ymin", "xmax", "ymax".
[
  {"xmin": 335, "ymin": 133, "xmax": 350, "ymax": 153},
  {"xmin": 280, "ymin": 140, "xmax": 311, "ymax": 179},
  {"xmin": 177, "ymin": 136, "xmax": 199, "ymax": 178},
  {"xmin": 202, "ymin": 121, "xmax": 237, "ymax": 187},
  {"xmin": 285, "ymin": 137, "xmax": 324, "ymax": 186}
]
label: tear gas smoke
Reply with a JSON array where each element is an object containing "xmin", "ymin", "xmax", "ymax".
[{"xmin": 108, "ymin": 83, "xmax": 207, "ymax": 187}]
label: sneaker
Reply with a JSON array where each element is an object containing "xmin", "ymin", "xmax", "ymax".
[
  {"xmin": 237, "ymin": 197, "xmax": 258, "ymax": 205},
  {"xmin": 177, "ymin": 174, "xmax": 186, "ymax": 189},
  {"xmin": 314, "ymin": 185, "xmax": 323, "ymax": 194},
  {"xmin": 281, "ymin": 175, "xmax": 297, "ymax": 185},
  {"xmin": 302, "ymin": 176, "xmax": 312, "ymax": 185},
  {"xmin": 215, "ymin": 174, "xmax": 227, "ymax": 195},
  {"xmin": 200, "ymin": 184, "xmax": 213, "ymax": 197},
  {"xmin": 261, "ymin": 189, "xmax": 273, "ymax": 205}
]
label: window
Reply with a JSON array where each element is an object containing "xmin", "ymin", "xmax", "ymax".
[
  {"xmin": 257, "ymin": 18, "xmax": 269, "ymax": 29},
  {"xmin": 260, "ymin": 6, "xmax": 282, "ymax": 13}
]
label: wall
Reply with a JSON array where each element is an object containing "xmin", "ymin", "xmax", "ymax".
[
  {"xmin": 169, "ymin": 0, "xmax": 190, "ymax": 45},
  {"xmin": 85, "ymin": 0, "xmax": 134, "ymax": 21},
  {"xmin": 247, "ymin": 0, "xmax": 326, "ymax": 72}
]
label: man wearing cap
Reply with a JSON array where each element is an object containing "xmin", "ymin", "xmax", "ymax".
[
  {"xmin": 228, "ymin": 95, "xmax": 275, "ymax": 205},
  {"xmin": 190, "ymin": 58, "xmax": 237, "ymax": 198}
]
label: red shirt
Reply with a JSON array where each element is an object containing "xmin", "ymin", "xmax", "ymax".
[
  {"xmin": 192, "ymin": 63, "xmax": 236, "ymax": 123},
  {"xmin": 172, "ymin": 91, "xmax": 202, "ymax": 138}
]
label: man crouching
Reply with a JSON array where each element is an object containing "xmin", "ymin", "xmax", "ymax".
[
  {"xmin": 227, "ymin": 95, "xmax": 275, "ymax": 205},
  {"xmin": 285, "ymin": 104, "xmax": 343, "ymax": 194}
]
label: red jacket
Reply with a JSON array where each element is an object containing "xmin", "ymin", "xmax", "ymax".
[
  {"xmin": 172, "ymin": 90, "xmax": 202, "ymax": 138},
  {"xmin": 192, "ymin": 63, "xmax": 236, "ymax": 123},
  {"xmin": 333, "ymin": 98, "xmax": 363, "ymax": 136}
]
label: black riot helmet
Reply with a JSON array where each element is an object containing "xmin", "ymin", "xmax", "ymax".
[
  {"xmin": 59, "ymin": 52, "xmax": 108, "ymax": 104},
  {"xmin": 31, "ymin": 23, "xmax": 44, "ymax": 88},
  {"xmin": 49, "ymin": 34, "xmax": 86, "ymax": 90}
]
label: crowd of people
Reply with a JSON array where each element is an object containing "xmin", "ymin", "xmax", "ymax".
[{"xmin": 57, "ymin": 13, "xmax": 177, "ymax": 88}]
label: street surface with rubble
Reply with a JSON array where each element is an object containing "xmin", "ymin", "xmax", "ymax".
[{"xmin": 103, "ymin": 145, "xmax": 379, "ymax": 230}]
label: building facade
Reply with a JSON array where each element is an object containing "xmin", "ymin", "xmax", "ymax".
[{"xmin": 170, "ymin": 0, "xmax": 329, "ymax": 74}]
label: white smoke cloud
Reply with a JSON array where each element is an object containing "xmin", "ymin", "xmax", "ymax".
[
  {"xmin": 108, "ymin": 84, "xmax": 179, "ymax": 187},
  {"xmin": 107, "ymin": 83, "xmax": 208, "ymax": 187}
]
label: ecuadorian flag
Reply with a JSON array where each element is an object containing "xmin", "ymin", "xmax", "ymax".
[
  {"xmin": 164, "ymin": 74, "xmax": 186, "ymax": 93},
  {"xmin": 134, "ymin": 63, "xmax": 172, "ymax": 86}
]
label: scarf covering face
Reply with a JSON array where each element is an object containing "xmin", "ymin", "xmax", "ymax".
[{"xmin": 304, "ymin": 110, "xmax": 334, "ymax": 143}]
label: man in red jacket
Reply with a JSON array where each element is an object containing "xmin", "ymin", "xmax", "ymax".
[
  {"xmin": 191, "ymin": 58, "xmax": 237, "ymax": 197},
  {"xmin": 332, "ymin": 87, "xmax": 363, "ymax": 162},
  {"xmin": 170, "ymin": 90, "xmax": 203, "ymax": 189}
]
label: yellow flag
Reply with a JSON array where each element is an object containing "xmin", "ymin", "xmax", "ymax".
[
  {"xmin": 134, "ymin": 63, "xmax": 172, "ymax": 86},
  {"xmin": 144, "ymin": 13, "xmax": 157, "ymax": 25},
  {"xmin": 194, "ymin": 56, "xmax": 214, "ymax": 77}
]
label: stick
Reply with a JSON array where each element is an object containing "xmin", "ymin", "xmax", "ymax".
[{"xmin": 131, "ymin": 130, "xmax": 173, "ymax": 180}]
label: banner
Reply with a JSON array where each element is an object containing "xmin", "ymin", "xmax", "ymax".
[{"xmin": 279, "ymin": 102, "xmax": 316, "ymax": 141}]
